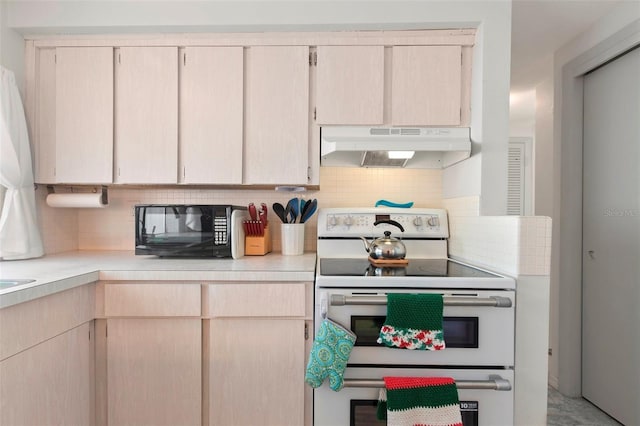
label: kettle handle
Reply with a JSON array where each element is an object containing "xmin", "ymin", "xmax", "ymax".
[{"xmin": 373, "ymin": 219, "xmax": 405, "ymax": 233}]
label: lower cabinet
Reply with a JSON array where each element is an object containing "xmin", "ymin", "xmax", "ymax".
[
  {"xmin": 0, "ymin": 322, "xmax": 93, "ymax": 425},
  {"xmin": 205, "ymin": 282, "xmax": 312, "ymax": 426},
  {"xmin": 208, "ymin": 318, "xmax": 306, "ymax": 426},
  {"xmin": 106, "ymin": 318, "xmax": 202, "ymax": 426},
  {"xmin": 101, "ymin": 282, "xmax": 202, "ymax": 426}
]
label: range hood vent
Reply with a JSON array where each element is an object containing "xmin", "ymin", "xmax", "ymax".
[{"xmin": 321, "ymin": 126, "xmax": 471, "ymax": 169}]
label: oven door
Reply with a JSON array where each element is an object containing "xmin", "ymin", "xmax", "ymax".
[
  {"xmin": 314, "ymin": 367, "xmax": 514, "ymax": 426},
  {"xmin": 316, "ymin": 288, "xmax": 515, "ymax": 366}
]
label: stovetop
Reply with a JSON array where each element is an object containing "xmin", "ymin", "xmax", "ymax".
[{"xmin": 319, "ymin": 258, "xmax": 500, "ymax": 278}]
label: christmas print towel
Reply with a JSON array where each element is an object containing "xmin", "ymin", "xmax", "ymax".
[
  {"xmin": 376, "ymin": 377, "xmax": 463, "ymax": 426},
  {"xmin": 377, "ymin": 293, "xmax": 445, "ymax": 350}
]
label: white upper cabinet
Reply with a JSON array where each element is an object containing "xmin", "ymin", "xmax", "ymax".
[
  {"xmin": 179, "ymin": 47, "xmax": 244, "ymax": 184},
  {"xmin": 115, "ymin": 47, "xmax": 178, "ymax": 184},
  {"xmin": 315, "ymin": 46, "xmax": 384, "ymax": 125},
  {"xmin": 391, "ymin": 45, "xmax": 463, "ymax": 126},
  {"xmin": 244, "ymin": 46, "xmax": 310, "ymax": 185},
  {"xmin": 55, "ymin": 47, "xmax": 114, "ymax": 184}
]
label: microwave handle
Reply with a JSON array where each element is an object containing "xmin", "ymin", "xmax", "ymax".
[
  {"xmin": 343, "ymin": 375, "xmax": 511, "ymax": 391},
  {"xmin": 330, "ymin": 294, "xmax": 512, "ymax": 308}
]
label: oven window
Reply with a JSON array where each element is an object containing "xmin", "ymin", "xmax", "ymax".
[
  {"xmin": 350, "ymin": 400, "xmax": 385, "ymax": 426},
  {"xmin": 350, "ymin": 400, "xmax": 478, "ymax": 426},
  {"xmin": 351, "ymin": 316, "xmax": 479, "ymax": 348}
]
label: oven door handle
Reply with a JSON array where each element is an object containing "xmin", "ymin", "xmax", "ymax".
[
  {"xmin": 330, "ymin": 294, "xmax": 512, "ymax": 308},
  {"xmin": 343, "ymin": 375, "xmax": 512, "ymax": 391}
]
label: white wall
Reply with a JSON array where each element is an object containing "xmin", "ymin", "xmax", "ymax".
[
  {"xmin": 536, "ymin": 2, "xmax": 640, "ymax": 396},
  {"xmin": 533, "ymin": 58, "xmax": 560, "ymax": 387},
  {"xmin": 0, "ymin": 1, "xmax": 25, "ymax": 95},
  {"xmin": 6, "ymin": 0, "xmax": 513, "ymax": 217},
  {"xmin": 509, "ymin": 89, "xmax": 535, "ymax": 137}
]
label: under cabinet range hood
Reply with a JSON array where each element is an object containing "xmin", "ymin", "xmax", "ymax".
[{"xmin": 320, "ymin": 126, "xmax": 471, "ymax": 168}]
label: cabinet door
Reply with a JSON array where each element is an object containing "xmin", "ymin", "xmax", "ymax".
[
  {"xmin": 107, "ymin": 318, "xmax": 201, "ymax": 426},
  {"xmin": 180, "ymin": 47, "xmax": 243, "ymax": 184},
  {"xmin": 316, "ymin": 45, "xmax": 384, "ymax": 125},
  {"xmin": 0, "ymin": 322, "xmax": 92, "ymax": 425},
  {"xmin": 35, "ymin": 48, "xmax": 57, "ymax": 183},
  {"xmin": 55, "ymin": 47, "xmax": 113, "ymax": 183},
  {"xmin": 209, "ymin": 319, "xmax": 305, "ymax": 426},
  {"xmin": 115, "ymin": 47, "xmax": 178, "ymax": 184},
  {"xmin": 244, "ymin": 46, "xmax": 309, "ymax": 185},
  {"xmin": 391, "ymin": 45, "xmax": 462, "ymax": 126}
]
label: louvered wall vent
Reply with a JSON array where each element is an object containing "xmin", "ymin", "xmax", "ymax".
[{"xmin": 507, "ymin": 143, "xmax": 525, "ymax": 215}]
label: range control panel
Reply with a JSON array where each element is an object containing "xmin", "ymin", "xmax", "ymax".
[{"xmin": 317, "ymin": 208, "xmax": 449, "ymax": 239}]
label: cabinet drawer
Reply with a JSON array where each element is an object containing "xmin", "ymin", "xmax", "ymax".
[
  {"xmin": 207, "ymin": 283, "xmax": 306, "ymax": 317},
  {"xmin": 104, "ymin": 284, "xmax": 201, "ymax": 317}
]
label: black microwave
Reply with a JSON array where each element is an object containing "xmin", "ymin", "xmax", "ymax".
[{"xmin": 135, "ymin": 204, "xmax": 246, "ymax": 257}]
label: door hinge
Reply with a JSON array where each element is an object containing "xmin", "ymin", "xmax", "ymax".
[
  {"xmin": 183, "ymin": 52, "xmax": 186, "ymax": 66},
  {"xmin": 313, "ymin": 51, "xmax": 317, "ymax": 66},
  {"xmin": 313, "ymin": 107, "xmax": 317, "ymax": 121},
  {"xmin": 309, "ymin": 52, "xmax": 312, "ymax": 66},
  {"xmin": 307, "ymin": 166, "xmax": 312, "ymax": 182},
  {"xmin": 118, "ymin": 53, "xmax": 121, "ymax": 64},
  {"xmin": 105, "ymin": 324, "xmax": 108, "ymax": 338},
  {"xmin": 89, "ymin": 329, "xmax": 91, "ymax": 340},
  {"xmin": 54, "ymin": 53, "xmax": 57, "ymax": 64},
  {"xmin": 304, "ymin": 323, "xmax": 309, "ymax": 340}
]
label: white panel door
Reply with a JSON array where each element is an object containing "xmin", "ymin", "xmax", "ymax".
[
  {"xmin": 180, "ymin": 47, "xmax": 243, "ymax": 184},
  {"xmin": 315, "ymin": 45, "xmax": 384, "ymax": 125},
  {"xmin": 55, "ymin": 47, "xmax": 113, "ymax": 184},
  {"xmin": 582, "ymin": 47, "xmax": 640, "ymax": 426},
  {"xmin": 115, "ymin": 47, "xmax": 178, "ymax": 184},
  {"xmin": 244, "ymin": 46, "xmax": 309, "ymax": 185},
  {"xmin": 391, "ymin": 45, "xmax": 462, "ymax": 126}
]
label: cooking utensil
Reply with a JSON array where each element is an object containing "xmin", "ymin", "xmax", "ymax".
[
  {"xmin": 288, "ymin": 197, "xmax": 300, "ymax": 222},
  {"xmin": 300, "ymin": 198, "xmax": 317, "ymax": 223},
  {"xmin": 360, "ymin": 219, "xmax": 406, "ymax": 260},
  {"xmin": 272, "ymin": 203, "xmax": 287, "ymax": 223},
  {"xmin": 285, "ymin": 199, "xmax": 296, "ymax": 223},
  {"xmin": 259, "ymin": 203, "xmax": 268, "ymax": 226},
  {"xmin": 248, "ymin": 203, "xmax": 258, "ymax": 221}
]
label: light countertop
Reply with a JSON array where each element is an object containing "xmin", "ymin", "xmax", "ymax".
[{"xmin": 0, "ymin": 250, "xmax": 317, "ymax": 308}]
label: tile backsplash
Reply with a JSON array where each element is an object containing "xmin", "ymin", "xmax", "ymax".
[
  {"xmin": 38, "ymin": 167, "xmax": 444, "ymax": 254},
  {"xmin": 448, "ymin": 215, "xmax": 552, "ymax": 276}
]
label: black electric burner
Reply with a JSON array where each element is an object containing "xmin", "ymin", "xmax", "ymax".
[{"xmin": 319, "ymin": 258, "xmax": 501, "ymax": 278}]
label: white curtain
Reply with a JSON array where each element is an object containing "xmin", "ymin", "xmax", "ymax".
[{"xmin": 0, "ymin": 66, "xmax": 44, "ymax": 260}]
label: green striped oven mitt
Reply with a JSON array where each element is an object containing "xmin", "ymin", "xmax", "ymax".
[
  {"xmin": 377, "ymin": 293, "xmax": 445, "ymax": 350},
  {"xmin": 305, "ymin": 318, "xmax": 356, "ymax": 391}
]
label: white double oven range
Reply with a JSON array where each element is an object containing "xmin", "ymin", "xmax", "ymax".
[{"xmin": 314, "ymin": 208, "xmax": 515, "ymax": 426}]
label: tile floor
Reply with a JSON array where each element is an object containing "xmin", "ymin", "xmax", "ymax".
[{"xmin": 547, "ymin": 386, "xmax": 622, "ymax": 425}]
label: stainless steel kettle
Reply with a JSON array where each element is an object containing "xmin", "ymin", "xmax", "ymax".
[{"xmin": 360, "ymin": 219, "xmax": 406, "ymax": 259}]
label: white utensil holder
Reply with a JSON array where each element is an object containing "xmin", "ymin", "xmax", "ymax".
[{"xmin": 281, "ymin": 224, "xmax": 305, "ymax": 255}]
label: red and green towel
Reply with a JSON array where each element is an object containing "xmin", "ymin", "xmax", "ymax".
[
  {"xmin": 377, "ymin": 377, "xmax": 463, "ymax": 426},
  {"xmin": 377, "ymin": 293, "xmax": 445, "ymax": 350}
]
